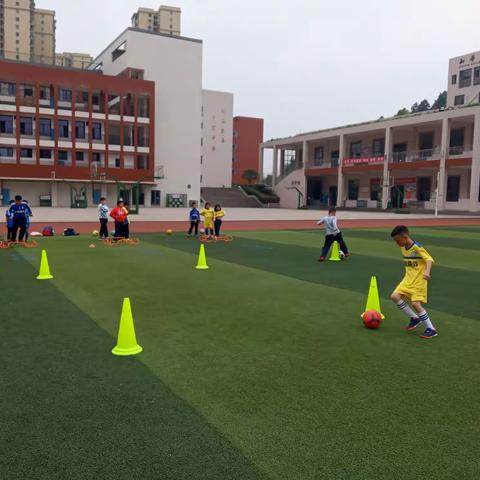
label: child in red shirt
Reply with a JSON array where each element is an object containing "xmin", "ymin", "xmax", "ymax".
[{"xmin": 110, "ymin": 200, "xmax": 127, "ymax": 238}]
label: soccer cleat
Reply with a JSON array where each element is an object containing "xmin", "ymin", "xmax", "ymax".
[
  {"xmin": 406, "ymin": 317, "xmax": 422, "ymax": 331},
  {"xmin": 420, "ymin": 328, "xmax": 438, "ymax": 339},
  {"xmin": 318, "ymin": 256, "xmax": 325, "ymax": 262}
]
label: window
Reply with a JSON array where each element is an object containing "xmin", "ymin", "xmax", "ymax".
[
  {"xmin": 313, "ymin": 146, "xmax": 324, "ymax": 166},
  {"xmin": 350, "ymin": 141, "xmax": 362, "ymax": 158},
  {"xmin": 75, "ymin": 121, "xmax": 86, "ymax": 139},
  {"xmin": 59, "ymin": 88, "xmax": 72, "ymax": 102},
  {"xmin": 0, "ymin": 115, "xmax": 14, "ymax": 134},
  {"xmin": 107, "ymin": 93, "xmax": 121, "ymax": 115},
  {"xmin": 151, "ymin": 190, "xmax": 161, "ymax": 206},
  {"xmin": 39, "ymin": 149, "xmax": 52, "ymax": 159},
  {"xmin": 115, "ymin": 157, "xmax": 121, "ymax": 168},
  {"xmin": 418, "ymin": 131, "xmax": 434, "ymax": 151},
  {"xmin": 20, "ymin": 148, "xmax": 32, "ymax": 158},
  {"xmin": 331, "ymin": 150, "xmax": 339, "ymax": 167},
  {"xmin": 459, "ymin": 69, "xmax": 472, "ymax": 88},
  {"xmin": 20, "ymin": 117, "xmax": 33, "ymax": 135},
  {"xmin": 372, "ymin": 138, "xmax": 385, "ymax": 156},
  {"xmin": 417, "ymin": 177, "xmax": 431, "ymax": 201},
  {"xmin": 454, "ymin": 95, "xmax": 465, "ymax": 106},
  {"xmin": 75, "ymin": 151, "xmax": 85, "ymax": 162},
  {"xmin": 449, "ymin": 128, "xmax": 465, "ymax": 154},
  {"xmin": 137, "ymin": 95, "xmax": 149, "ymax": 117},
  {"xmin": 108, "ymin": 123, "xmax": 121, "ymax": 145},
  {"xmin": 58, "ymin": 119, "xmax": 69, "ymax": 138},
  {"xmin": 446, "ymin": 176, "xmax": 460, "ymax": 202},
  {"xmin": 137, "ymin": 125, "xmax": 149, "ymax": 147},
  {"xmin": 0, "ymin": 147, "xmax": 14, "ymax": 157},
  {"xmin": 112, "ymin": 41, "xmax": 127, "ymax": 62},
  {"xmin": 39, "ymin": 118, "xmax": 52, "ymax": 137},
  {"xmin": 474, "ymin": 67, "xmax": 480, "ymax": 86},
  {"xmin": 370, "ymin": 181, "xmax": 381, "ymax": 201},
  {"xmin": 348, "ymin": 179, "xmax": 359, "ymax": 200},
  {"xmin": 91, "ymin": 122, "xmax": 102, "ymax": 140},
  {"xmin": 137, "ymin": 155, "xmax": 149, "ymax": 169}
]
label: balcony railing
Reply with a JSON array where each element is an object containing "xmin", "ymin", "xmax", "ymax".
[
  {"xmin": 391, "ymin": 147, "xmax": 441, "ymax": 163},
  {"xmin": 448, "ymin": 145, "xmax": 473, "ymax": 156}
]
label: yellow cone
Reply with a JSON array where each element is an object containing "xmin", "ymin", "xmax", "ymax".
[
  {"xmin": 329, "ymin": 241, "xmax": 341, "ymax": 262},
  {"xmin": 112, "ymin": 298, "xmax": 143, "ymax": 356},
  {"xmin": 196, "ymin": 243, "xmax": 209, "ymax": 270},
  {"xmin": 362, "ymin": 275, "xmax": 385, "ymax": 319},
  {"xmin": 36, "ymin": 249, "xmax": 53, "ymax": 280}
]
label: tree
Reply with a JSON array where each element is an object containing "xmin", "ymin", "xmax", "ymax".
[
  {"xmin": 396, "ymin": 107, "xmax": 409, "ymax": 116},
  {"xmin": 242, "ymin": 169, "xmax": 259, "ymax": 185},
  {"xmin": 411, "ymin": 99, "xmax": 430, "ymax": 113},
  {"xmin": 431, "ymin": 90, "xmax": 447, "ymax": 110}
]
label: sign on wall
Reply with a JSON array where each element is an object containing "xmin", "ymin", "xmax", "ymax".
[{"xmin": 343, "ymin": 156, "xmax": 384, "ymax": 166}]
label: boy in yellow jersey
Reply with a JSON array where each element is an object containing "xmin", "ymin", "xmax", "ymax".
[
  {"xmin": 200, "ymin": 202, "xmax": 215, "ymax": 238},
  {"xmin": 390, "ymin": 225, "xmax": 437, "ymax": 339}
]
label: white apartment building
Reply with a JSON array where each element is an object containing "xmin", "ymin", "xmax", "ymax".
[
  {"xmin": 261, "ymin": 53, "xmax": 480, "ymax": 213},
  {"xmin": 447, "ymin": 50, "xmax": 480, "ymax": 108},
  {"xmin": 201, "ymin": 89, "xmax": 234, "ymax": 188}
]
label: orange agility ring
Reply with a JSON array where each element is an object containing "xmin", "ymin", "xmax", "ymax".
[
  {"xmin": 4, "ymin": 240, "xmax": 39, "ymax": 248},
  {"xmin": 104, "ymin": 237, "xmax": 140, "ymax": 246},
  {"xmin": 199, "ymin": 235, "xmax": 233, "ymax": 243},
  {"xmin": 0, "ymin": 240, "xmax": 10, "ymax": 249}
]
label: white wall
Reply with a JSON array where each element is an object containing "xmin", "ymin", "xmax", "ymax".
[
  {"xmin": 274, "ymin": 168, "xmax": 306, "ymax": 209},
  {"xmin": 201, "ymin": 89, "xmax": 233, "ymax": 188},
  {"xmin": 93, "ymin": 29, "xmax": 203, "ymax": 207},
  {"xmin": 447, "ymin": 51, "xmax": 480, "ymax": 108}
]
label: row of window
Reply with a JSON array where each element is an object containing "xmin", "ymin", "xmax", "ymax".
[
  {"xmin": 345, "ymin": 176, "xmax": 464, "ymax": 202},
  {"xmin": 0, "ymin": 147, "xmax": 150, "ymax": 169},
  {"xmin": 0, "ymin": 81, "xmax": 150, "ymax": 117},
  {"xmin": 0, "ymin": 115, "xmax": 150, "ymax": 145},
  {"xmin": 452, "ymin": 67, "xmax": 480, "ymax": 88},
  {"xmin": 454, "ymin": 92, "xmax": 480, "ymax": 106}
]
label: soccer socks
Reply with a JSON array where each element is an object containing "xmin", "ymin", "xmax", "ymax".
[
  {"xmin": 396, "ymin": 300, "xmax": 418, "ymax": 319},
  {"xmin": 418, "ymin": 310, "xmax": 435, "ymax": 331}
]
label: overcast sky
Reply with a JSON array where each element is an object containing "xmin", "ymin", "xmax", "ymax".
[{"xmin": 42, "ymin": 0, "xmax": 479, "ymax": 143}]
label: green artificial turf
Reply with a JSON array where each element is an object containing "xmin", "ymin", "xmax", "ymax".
[{"xmin": 1, "ymin": 226, "xmax": 479, "ymax": 479}]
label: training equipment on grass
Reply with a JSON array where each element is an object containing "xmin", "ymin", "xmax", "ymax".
[
  {"xmin": 103, "ymin": 237, "xmax": 140, "ymax": 246},
  {"xmin": 199, "ymin": 235, "xmax": 233, "ymax": 243},
  {"xmin": 0, "ymin": 240, "xmax": 38, "ymax": 249},
  {"xmin": 361, "ymin": 275, "xmax": 385, "ymax": 319},
  {"xmin": 362, "ymin": 310, "xmax": 383, "ymax": 329},
  {"xmin": 36, "ymin": 249, "xmax": 53, "ymax": 280},
  {"xmin": 329, "ymin": 241, "xmax": 341, "ymax": 262},
  {"xmin": 167, "ymin": 229, "xmax": 173, "ymax": 235},
  {"xmin": 92, "ymin": 230, "xmax": 99, "ymax": 237},
  {"xmin": 196, "ymin": 243, "xmax": 209, "ymax": 270},
  {"xmin": 112, "ymin": 297, "xmax": 143, "ymax": 356},
  {"xmin": 89, "ymin": 244, "xmax": 96, "ymax": 248}
]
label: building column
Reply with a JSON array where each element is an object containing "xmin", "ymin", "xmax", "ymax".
[
  {"xmin": 280, "ymin": 149, "xmax": 285, "ymax": 176},
  {"xmin": 51, "ymin": 181, "xmax": 58, "ymax": 207},
  {"xmin": 382, "ymin": 126, "xmax": 392, "ymax": 210},
  {"xmin": 469, "ymin": 112, "xmax": 480, "ymax": 212},
  {"xmin": 101, "ymin": 182, "xmax": 108, "ymax": 199},
  {"xmin": 143, "ymin": 185, "xmax": 152, "ymax": 207},
  {"xmin": 272, "ymin": 146, "xmax": 278, "ymax": 186},
  {"xmin": 438, "ymin": 117, "xmax": 449, "ymax": 212},
  {"xmin": 259, "ymin": 146, "xmax": 264, "ymax": 181},
  {"xmin": 302, "ymin": 140, "xmax": 308, "ymax": 168},
  {"xmin": 336, "ymin": 134, "xmax": 345, "ymax": 207}
]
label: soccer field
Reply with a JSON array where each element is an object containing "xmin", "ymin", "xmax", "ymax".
[{"xmin": 2, "ymin": 226, "xmax": 480, "ymax": 479}]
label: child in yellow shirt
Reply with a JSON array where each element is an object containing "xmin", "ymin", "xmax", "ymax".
[
  {"xmin": 214, "ymin": 204, "xmax": 225, "ymax": 238},
  {"xmin": 200, "ymin": 202, "xmax": 215, "ymax": 238}
]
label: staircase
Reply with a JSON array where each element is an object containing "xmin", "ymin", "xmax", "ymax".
[{"xmin": 201, "ymin": 187, "xmax": 262, "ymax": 208}]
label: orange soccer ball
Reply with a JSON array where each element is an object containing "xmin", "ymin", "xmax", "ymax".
[{"xmin": 362, "ymin": 310, "xmax": 382, "ymax": 329}]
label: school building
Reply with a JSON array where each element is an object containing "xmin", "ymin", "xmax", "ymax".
[{"xmin": 261, "ymin": 51, "xmax": 480, "ymax": 213}]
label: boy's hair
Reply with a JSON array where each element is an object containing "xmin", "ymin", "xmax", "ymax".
[
  {"xmin": 191, "ymin": 201, "xmax": 197, "ymax": 207},
  {"xmin": 15, "ymin": 195, "xmax": 22, "ymax": 201},
  {"xmin": 100, "ymin": 197, "xmax": 106, "ymax": 202},
  {"xmin": 205, "ymin": 202, "xmax": 210, "ymax": 208},
  {"xmin": 328, "ymin": 207, "xmax": 336, "ymax": 214},
  {"xmin": 214, "ymin": 204, "xmax": 221, "ymax": 211},
  {"xmin": 9, "ymin": 199, "xmax": 15, "ymax": 205},
  {"xmin": 391, "ymin": 225, "xmax": 409, "ymax": 237},
  {"xmin": 117, "ymin": 200, "xmax": 124, "ymax": 206}
]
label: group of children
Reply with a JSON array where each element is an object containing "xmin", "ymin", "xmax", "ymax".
[
  {"xmin": 188, "ymin": 201, "xmax": 225, "ymax": 239},
  {"xmin": 97, "ymin": 198, "xmax": 131, "ymax": 239},
  {"xmin": 5, "ymin": 195, "xmax": 32, "ymax": 242},
  {"xmin": 317, "ymin": 207, "xmax": 437, "ymax": 339}
]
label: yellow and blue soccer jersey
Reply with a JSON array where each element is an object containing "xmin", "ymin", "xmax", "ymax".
[{"xmin": 394, "ymin": 241, "xmax": 434, "ymax": 303}]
